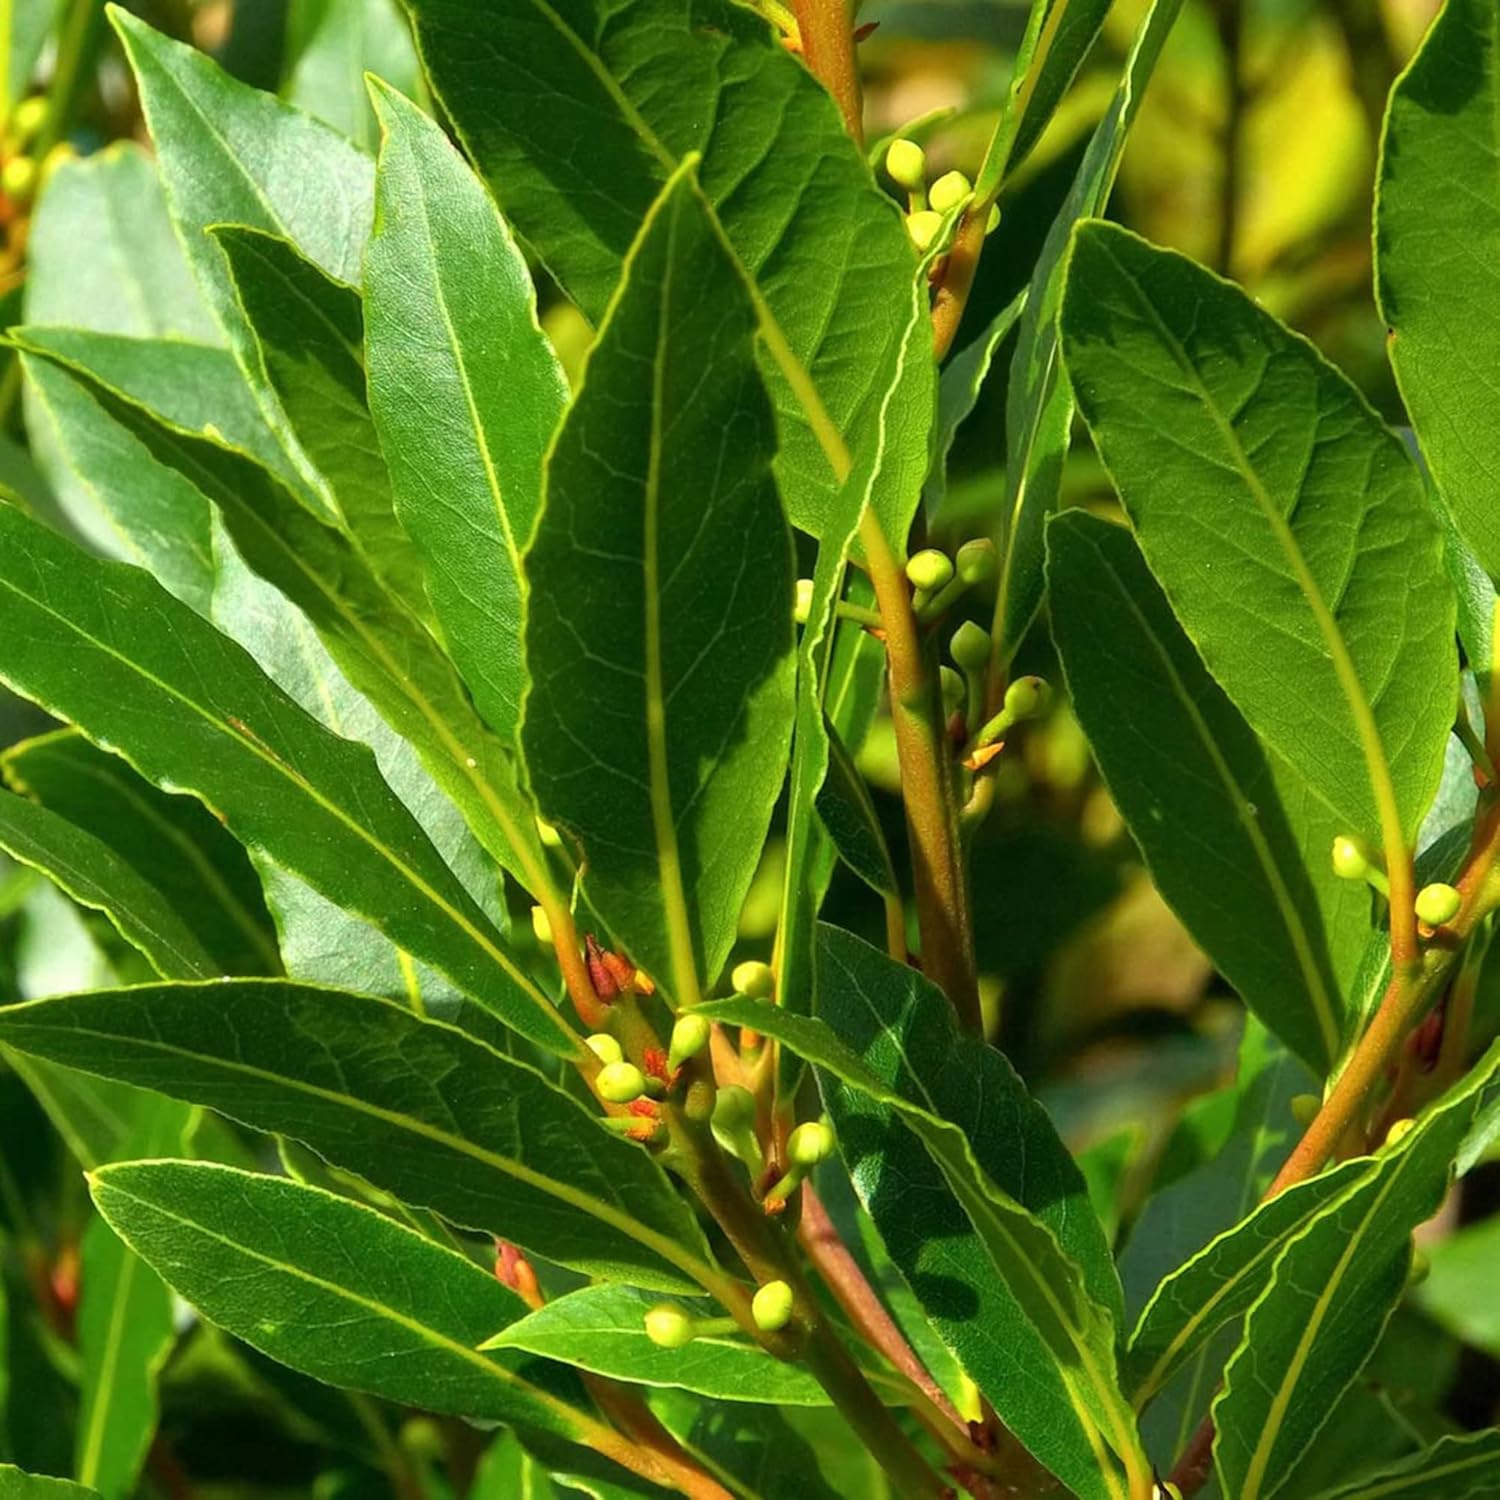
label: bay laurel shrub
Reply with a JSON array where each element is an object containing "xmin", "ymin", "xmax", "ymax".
[{"xmin": 0, "ymin": 0, "xmax": 1499, "ymax": 1497}]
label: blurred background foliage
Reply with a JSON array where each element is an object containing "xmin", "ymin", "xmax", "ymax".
[{"xmin": 1, "ymin": 0, "xmax": 1498, "ymax": 1493}]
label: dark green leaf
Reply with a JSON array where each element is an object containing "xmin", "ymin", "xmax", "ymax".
[
  {"xmin": 1377, "ymin": 0, "xmax": 1500, "ymax": 584},
  {"xmin": 0, "ymin": 1469, "xmax": 99, "ymax": 1500},
  {"xmin": 1061, "ymin": 221, "xmax": 1456, "ymax": 846},
  {"xmin": 403, "ymin": 0, "xmax": 918, "ymax": 539},
  {"xmin": 89, "ymin": 1161, "xmax": 585, "ymax": 1435},
  {"xmin": 2, "ymin": 729, "xmax": 278, "ymax": 978},
  {"xmin": 0, "ymin": 499, "xmax": 572, "ymax": 1053},
  {"xmin": 1049, "ymin": 511, "xmax": 1365, "ymax": 1069},
  {"xmin": 1212, "ymin": 1044, "xmax": 1500, "ymax": 1498},
  {"xmin": 211, "ymin": 225, "xmax": 429, "ymax": 613},
  {"xmin": 523, "ymin": 167, "xmax": 794, "ymax": 1003},
  {"xmin": 484, "ymin": 1285, "xmax": 830, "ymax": 1404},
  {"xmin": 1309, "ymin": 1429, "xmax": 1500, "ymax": 1500},
  {"xmin": 700, "ymin": 925, "xmax": 1146, "ymax": 1500},
  {"xmin": 993, "ymin": 0, "xmax": 1183, "ymax": 659},
  {"xmin": 365, "ymin": 82, "xmax": 569, "ymax": 744},
  {"xmin": 814, "ymin": 717, "xmax": 897, "ymax": 897},
  {"xmin": 0, "ymin": 790, "xmax": 217, "ymax": 981},
  {"xmin": 0, "ymin": 979, "xmax": 718, "ymax": 1292}
]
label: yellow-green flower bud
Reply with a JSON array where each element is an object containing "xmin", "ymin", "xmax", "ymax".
[
  {"xmin": 885, "ymin": 137, "xmax": 926, "ymax": 192},
  {"xmin": 644, "ymin": 1304, "xmax": 696, "ymax": 1350},
  {"xmin": 9, "ymin": 97, "xmax": 47, "ymax": 147},
  {"xmin": 929, "ymin": 169, "xmax": 972, "ymax": 214},
  {"xmin": 586, "ymin": 1032, "xmax": 623, "ymax": 1066},
  {"xmin": 906, "ymin": 209, "xmax": 943, "ymax": 252},
  {"xmin": 1385, "ymin": 1116, "xmax": 1416, "ymax": 1148},
  {"xmin": 794, "ymin": 577, "xmax": 814, "ymax": 624},
  {"xmin": 530, "ymin": 905, "xmax": 553, "ymax": 946},
  {"xmin": 596, "ymin": 1060, "xmax": 647, "ymax": 1103},
  {"xmin": 2, "ymin": 156, "xmax": 36, "ymax": 205},
  {"xmin": 668, "ymin": 1013, "xmax": 712, "ymax": 1070},
  {"xmin": 787, "ymin": 1120, "xmax": 835, "ymax": 1168},
  {"xmin": 906, "ymin": 549, "xmax": 954, "ymax": 592},
  {"xmin": 1415, "ymin": 881, "xmax": 1461, "ymax": 927},
  {"xmin": 1331, "ymin": 835, "xmax": 1373, "ymax": 882},
  {"xmin": 955, "ymin": 537, "xmax": 999, "ymax": 586},
  {"xmin": 731, "ymin": 959, "xmax": 775, "ymax": 999},
  {"xmin": 752, "ymin": 1279, "xmax": 795, "ymax": 1332},
  {"xmin": 713, "ymin": 1083, "xmax": 757, "ymax": 1132},
  {"xmin": 949, "ymin": 620, "xmax": 991, "ymax": 673},
  {"xmin": 1004, "ymin": 675, "xmax": 1050, "ymax": 721},
  {"xmin": 1290, "ymin": 1093, "xmax": 1321, "ymax": 1127}
]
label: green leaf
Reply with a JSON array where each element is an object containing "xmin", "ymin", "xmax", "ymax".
[
  {"xmin": 522, "ymin": 167, "xmax": 794, "ymax": 1003},
  {"xmin": 88, "ymin": 1161, "xmax": 586, "ymax": 1436},
  {"xmin": 23, "ymin": 144, "xmax": 217, "ymax": 341},
  {"xmin": 0, "ymin": 499, "xmax": 572, "ymax": 1054},
  {"xmin": 0, "ymin": 791, "xmax": 217, "ymax": 982},
  {"xmin": 0, "ymin": 979, "xmax": 718, "ymax": 1293},
  {"xmin": 700, "ymin": 926, "xmax": 1146, "ymax": 1500},
  {"xmin": 1418, "ymin": 1212, "xmax": 1500, "ymax": 1356},
  {"xmin": 74, "ymin": 1101, "xmax": 187, "ymax": 1500},
  {"xmin": 211, "ymin": 225, "xmax": 430, "ymax": 614},
  {"xmin": 1, "ymin": 0, "xmax": 51, "ymax": 120},
  {"xmin": 1377, "ymin": 0, "xmax": 1500, "ymax": 585},
  {"xmin": 1060, "ymin": 220, "xmax": 1456, "ymax": 846},
  {"xmin": 1211, "ymin": 1044, "xmax": 1500, "ymax": 1499},
  {"xmin": 403, "ymin": 0, "xmax": 917, "ymax": 539},
  {"xmin": 653, "ymin": 1394, "xmax": 846, "ymax": 1500},
  {"xmin": 2, "ymin": 728, "xmax": 278, "ymax": 978},
  {"xmin": 1309, "ymin": 1430, "xmax": 1500, "ymax": 1500},
  {"xmin": 1049, "ymin": 511, "xmax": 1365, "ymax": 1070},
  {"xmin": 0, "ymin": 1469, "xmax": 99, "ymax": 1500},
  {"xmin": 992, "ymin": 0, "xmax": 1183, "ymax": 659},
  {"xmin": 483, "ymin": 1285, "xmax": 829, "ymax": 1404},
  {"xmin": 814, "ymin": 717, "xmax": 897, "ymax": 897},
  {"xmin": 283, "ymin": 0, "xmax": 421, "ymax": 150},
  {"xmin": 17, "ymin": 340, "xmax": 552, "ymax": 922},
  {"xmin": 364, "ymin": 81, "xmax": 569, "ymax": 742}
]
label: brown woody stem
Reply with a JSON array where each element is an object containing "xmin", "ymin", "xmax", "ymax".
[{"xmin": 790, "ymin": 0, "xmax": 864, "ymax": 142}]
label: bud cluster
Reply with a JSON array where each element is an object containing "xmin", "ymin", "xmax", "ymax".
[{"xmin": 882, "ymin": 138, "xmax": 998, "ymax": 257}]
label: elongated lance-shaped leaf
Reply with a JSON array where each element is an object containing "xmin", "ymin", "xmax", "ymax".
[
  {"xmin": 15, "ymin": 340, "xmax": 553, "ymax": 917},
  {"xmin": 1310, "ymin": 1429, "xmax": 1500, "ymax": 1500},
  {"xmin": 0, "ymin": 979, "xmax": 717, "ymax": 1293},
  {"xmin": 1212, "ymin": 1044, "xmax": 1500, "ymax": 1499},
  {"xmin": 814, "ymin": 715, "xmax": 897, "ymax": 897},
  {"xmin": 89, "ymin": 1161, "xmax": 590, "ymax": 1436},
  {"xmin": 2, "ymin": 728, "xmax": 279, "ymax": 977},
  {"xmin": 403, "ymin": 0, "xmax": 916, "ymax": 541},
  {"xmin": 0, "ymin": 791, "xmax": 218, "ymax": 981},
  {"xmin": 365, "ymin": 82, "xmax": 569, "ymax": 744},
  {"xmin": 1049, "ymin": 512, "xmax": 1364, "ymax": 1071},
  {"xmin": 523, "ymin": 166, "xmax": 794, "ymax": 1004},
  {"xmin": 701, "ymin": 926, "xmax": 1146, "ymax": 1500},
  {"xmin": 993, "ymin": 0, "xmax": 1183, "ymax": 660},
  {"xmin": 108, "ymin": 8, "xmax": 375, "ymax": 518},
  {"xmin": 210, "ymin": 225, "xmax": 429, "ymax": 616},
  {"xmin": 74, "ymin": 1099, "xmax": 187, "ymax": 1500},
  {"xmin": 1377, "ymin": 0, "xmax": 1500, "ymax": 585},
  {"xmin": 0, "ymin": 499, "xmax": 573, "ymax": 1054},
  {"xmin": 1060, "ymin": 221, "xmax": 1456, "ymax": 847},
  {"xmin": 284, "ymin": 0, "xmax": 422, "ymax": 150},
  {"xmin": 0, "ymin": 1472, "xmax": 100, "ymax": 1500},
  {"xmin": 482, "ymin": 1285, "xmax": 831, "ymax": 1405}
]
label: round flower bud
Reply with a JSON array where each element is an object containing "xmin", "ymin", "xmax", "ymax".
[
  {"xmin": 585, "ymin": 1032, "xmax": 623, "ymax": 1066},
  {"xmin": 1004, "ymin": 675, "xmax": 1050, "ymax": 721},
  {"xmin": 906, "ymin": 549, "xmax": 954, "ymax": 592},
  {"xmin": 530, "ymin": 905, "xmax": 553, "ymax": 946},
  {"xmin": 2, "ymin": 156, "xmax": 36, "ymax": 205},
  {"xmin": 644, "ymin": 1304, "xmax": 696, "ymax": 1350},
  {"xmin": 1384, "ymin": 1116, "xmax": 1416, "ymax": 1148},
  {"xmin": 668, "ymin": 1013, "xmax": 712, "ymax": 1069},
  {"xmin": 885, "ymin": 137, "xmax": 926, "ymax": 192},
  {"xmin": 929, "ymin": 169, "xmax": 972, "ymax": 214},
  {"xmin": 1331, "ymin": 835, "xmax": 1372, "ymax": 881},
  {"xmin": 752, "ymin": 1279, "xmax": 795, "ymax": 1332},
  {"xmin": 787, "ymin": 1120, "xmax": 835, "ymax": 1168},
  {"xmin": 794, "ymin": 577, "xmax": 814, "ymax": 624},
  {"xmin": 940, "ymin": 665, "xmax": 965, "ymax": 714},
  {"xmin": 712, "ymin": 1084, "xmax": 757, "ymax": 1132},
  {"xmin": 596, "ymin": 1060, "xmax": 647, "ymax": 1103},
  {"xmin": 949, "ymin": 620, "xmax": 991, "ymax": 673},
  {"xmin": 1415, "ymin": 881, "xmax": 1461, "ymax": 927},
  {"xmin": 906, "ymin": 209, "xmax": 943, "ymax": 252},
  {"xmin": 10, "ymin": 97, "xmax": 47, "ymax": 147},
  {"xmin": 1290, "ymin": 1093, "xmax": 1321, "ymax": 1127},
  {"xmin": 731, "ymin": 959, "xmax": 775, "ymax": 999},
  {"xmin": 955, "ymin": 537, "xmax": 999, "ymax": 585}
]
